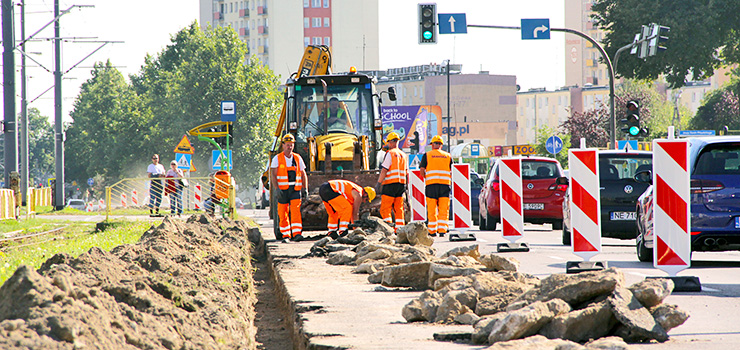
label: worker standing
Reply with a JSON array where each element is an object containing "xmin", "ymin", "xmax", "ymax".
[
  {"xmin": 319, "ymin": 180, "xmax": 375, "ymax": 239},
  {"xmin": 270, "ymin": 134, "xmax": 308, "ymax": 242},
  {"xmin": 375, "ymin": 132, "xmax": 408, "ymax": 230},
  {"xmin": 419, "ymin": 135, "xmax": 453, "ymax": 237}
]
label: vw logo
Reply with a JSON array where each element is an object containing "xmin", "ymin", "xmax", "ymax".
[
  {"xmin": 624, "ymin": 185, "xmax": 633, "ymax": 194},
  {"xmin": 527, "ymin": 183, "xmax": 534, "ymax": 190}
]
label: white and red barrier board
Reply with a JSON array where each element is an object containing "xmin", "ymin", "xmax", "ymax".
[
  {"xmin": 653, "ymin": 139, "xmax": 691, "ymax": 276},
  {"xmin": 409, "ymin": 170, "xmax": 426, "ymax": 221},
  {"xmin": 132, "ymin": 189, "xmax": 139, "ymax": 206},
  {"xmin": 568, "ymin": 149, "xmax": 601, "ymax": 261},
  {"xmin": 499, "ymin": 158, "xmax": 524, "ymax": 242},
  {"xmin": 121, "ymin": 193, "xmax": 127, "ymax": 208},
  {"xmin": 194, "ymin": 184, "xmax": 202, "ymax": 210},
  {"xmin": 452, "ymin": 163, "xmax": 471, "ymax": 231}
]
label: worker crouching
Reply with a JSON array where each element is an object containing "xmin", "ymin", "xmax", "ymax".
[{"xmin": 319, "ymin": 180, "xmax": 375, "ymax": 239}]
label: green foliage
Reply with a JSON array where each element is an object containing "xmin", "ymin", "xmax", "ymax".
[
  {"xmin": 690, "ymin": 77, "xmax": 740, "ymax": 132},
  {"xmin": 534, "ymin": 125, "xmax": 571, "ymax": 168},
  {"xmin": 28, "ymin": 108, "xmax": 55, "ymax": 183},
  {"xmin": 592, "ymin": 0, "xmax": 740, "ymax": 88},
  {"xmin": 65, "ymin": 23, "xmax": 282, "ymax": 189}
]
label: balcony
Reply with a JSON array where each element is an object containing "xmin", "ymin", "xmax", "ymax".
[
  {"xmin": 258, "ymin": 46, "xmax": 264, "ymax": 54},
  {"xmin": 258, "ymin": 25, "xmax": 268, "ymax": 34},
  {"xmin": 257, "ymin": 6, "xmax": 267, "ymax": 15},
  {"xmin": 239, "ymin": 9, "xmax": 249, "ymax": 17},
  {"xmin": 586, "ymin": 59, "xmax": 597, "ymax": 67},
  {"xmin": 239, "ymin": 28, "xmax": 249, "ymax": 36},
  {"xmin": 213, "ymin": 12, "xmax": 223, "ymax": 20}
]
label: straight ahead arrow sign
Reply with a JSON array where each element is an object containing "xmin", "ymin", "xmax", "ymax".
[{"xmin": 438, "ymin": 13, "xmax": 467, "ymax": 34}]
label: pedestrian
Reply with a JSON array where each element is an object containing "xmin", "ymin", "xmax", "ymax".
[
  {"xmin": 319, "ymin": 180, "xmax": 375, "ymax": 239},
  {"xmin": 270, "ymin": 134, "xmax": 308, "ymax": 242},
  {"xmin": 420, "ymin": 135, "xmax": 453, "ymax": 237},
  {"xmin": 165, "ymin": 160, "xmax": 185, "ymax": 216},
  {"xmin": 375, "ymin": 132, "xmax": 408, "ymax": 231},
  {"xmin": 147, "ymin": 154, "xmax": 166, "ymax": 216}
]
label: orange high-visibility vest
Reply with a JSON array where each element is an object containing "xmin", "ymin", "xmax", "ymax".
[
  {"xmin": 329, "ymin": 180, "xmax": 363, "ymax": 205},
  {"xmin": 382, "ymin": 148, "xmax": 408, "ymax": 185},
  {"xmin": 276, "ymin": 153, "xmax": 303, "ymax": 190},
  {"xmin": 424, "ymin": 149, "xmax": 452, "ymax": 185}
]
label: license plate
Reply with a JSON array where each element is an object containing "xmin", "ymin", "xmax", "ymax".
[
  {"xmin": 524, "ymin": 203, "xmax": 544, "ymax": 210},
  {"xmin": 735, "ymin": 217, "xmax": 740, "ymax": 229},
  {"xmin": 610, "ymin": 212, "xmax": 636, "ymax": 221}
]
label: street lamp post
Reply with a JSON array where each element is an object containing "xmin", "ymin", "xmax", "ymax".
[{"xmin": 445, "ymin": 59, "xmax": 450, "ymax": 151}]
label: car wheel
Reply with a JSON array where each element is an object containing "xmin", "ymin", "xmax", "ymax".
[
  {"xmin": 479, "ymin": 211, "xmax": 486, "ymax": 230},
  {"xmin": 472, "ymin": 211, "xmax": 480, "ymax": 226},
  {"xmin": 486, "ymin": 212, "xmax": 499, "ymax": 231},
  {"xmin": 637, "ymin": 236, "xmax": 653, "ymax": 262},
  {"xmin": 552, "ymin": 219, "xmax": 563, "ymax": 231},
  {"xmin": 562, "ymin": 225, "xmax": 571, "ymax": 246}
]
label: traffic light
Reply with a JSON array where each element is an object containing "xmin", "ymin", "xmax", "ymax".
[
  {"xmin": 410, "ymin": 131, "xmax": 420, "ymax": 154},
  {"xmin": 620, "ymin": 100, "xmax": 641, "ymax": 137},
  {"xmin": 647, "ymin": 24, "xmax": 670, "ymax": 57},
  {"xmin": 418, "ymin": 3, "xmax": 436, "ymax": 44}
]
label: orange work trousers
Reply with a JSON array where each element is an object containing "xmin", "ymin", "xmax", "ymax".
[
  {"xmin": 278, "ymin": 198, "xmax": 302, "ymax": 238},
  {"xmin": 380, "ymin": 195, "xmax": 405, "ymax": 230},
  {"xmin": 426, "ymin": 196, "xmax": 450, "ymax": 235},
  {"xmin": 323, "ymin": 196, "xmax": 352, "ymax": 233}
]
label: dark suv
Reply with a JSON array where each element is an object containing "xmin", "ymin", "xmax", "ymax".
[
  {"xmin": 561, "ymin": 150, "xmax": 652, "ymax": 245},
  {"xmin": 479, "ymin": 157, "xmax": 566, "ymax": 231}
]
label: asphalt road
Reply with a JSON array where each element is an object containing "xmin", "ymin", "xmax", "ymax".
[{"xmin": 241, "ymin": 207, "xmax": 740, "ymax": 349}]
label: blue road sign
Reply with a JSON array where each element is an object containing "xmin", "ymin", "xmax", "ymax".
[
  {"xmin": 471, "ymin": 143, "xmax": 480, "ymax": 156},
  {"xmin": 87, "ymin": 178, "xmax": 94, "ymax": 186},
  {"xmin": 617, "ymin": 140, "xmax": 639, "ymax": 151},
  {"xmin": 521, "ymin": 18, "xmax": 550, "ymax": 40},
  {"xmin": 438, "ymin": 13, "xmax": 467, "ymax": 34},
  {"xmin": 221, "ymin": 101, "xmax": 236, "ymax": 122},
  {"xmin": 211, "ymin": 150, "xmax": 233, "ymax": 171},
  {"xmin": 176, "ymin": 153, "xmax": 192, "ymax": 170},
  {"xmin": 678, "ymin": 130, "xmax": 715, "ymax": 137},
  {"xmin": 408, "ymin": 154, "xmax": 423, "ymax": 170},
  {"xmin": 546, "ymin": 135, "xmax": 563, "ymax": 154}
]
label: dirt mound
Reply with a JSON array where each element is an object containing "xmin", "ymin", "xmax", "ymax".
[{"xmin": 0, "ymin": 215, "xmax": 261, "ymax": 349}]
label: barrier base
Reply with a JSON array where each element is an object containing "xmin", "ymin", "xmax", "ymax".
[
  {"xmin": 496, "ymin": 242, "xmax": 530, "ymax": 253},
  {"xmin": 647, "ymin": 276, "xmax": 701, "ymax": 292},
  {"xmin": 566, "ymin": 261, "xmax": 608, "ymax": 274},
  {"xmin": 448, "ymin": 232, "xmax": 476, "ymax": 241}
]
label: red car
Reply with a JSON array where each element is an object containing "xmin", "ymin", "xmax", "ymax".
[{"xmin": 478, "ymin": 157, "xmax": 567, "ymax": 231}]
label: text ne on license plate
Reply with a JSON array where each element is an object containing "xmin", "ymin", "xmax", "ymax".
[{"xmin": 610, "ymin": 212, "xmax": 636, "ymax": 221}]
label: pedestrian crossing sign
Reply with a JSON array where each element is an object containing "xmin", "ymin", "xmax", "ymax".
[
  {"xmin": 176, "ymin": 153, "xmax": 192, "ymax": 170},
  {"xmin": 409, "ymin": 154, "xmax": 422, "ymax": 170},
  {"xmin": 211, "ymin": 150, "xmax": 233, "ymax": 171}
]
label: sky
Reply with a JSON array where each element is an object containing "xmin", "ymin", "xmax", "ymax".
[{"xmin": 12, "ymin": 0, "xmax": 566, "ymax": 123}]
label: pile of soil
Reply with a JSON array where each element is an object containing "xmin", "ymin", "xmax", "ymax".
[{"xmin": 0, "ymin": 215, "xmax": 261, "ymax": 349}]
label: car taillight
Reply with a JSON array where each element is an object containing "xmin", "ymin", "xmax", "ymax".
[
  {"xmin": 548, "ymin": 183, "xmax": 568, "ymax": 192},
  {"xmin": 492, "ymin": 181, "xmax": 500, "ymax": 191},
  {"xmin": 690, "ymin": 179, "xmax": 724, "ymax": 194}
]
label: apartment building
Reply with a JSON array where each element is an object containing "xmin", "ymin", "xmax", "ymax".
[{"xmin": 200, "ymin": 0, "xmax": 379, "ymax": 82}]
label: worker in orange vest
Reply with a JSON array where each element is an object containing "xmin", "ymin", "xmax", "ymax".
[
  {"xmin": 319, "ymin": 180, "xmax": 376, "ymax": 239},
  {"xmin": 420, "ymin": 135, "xmax": 453, "ymax": 237},
  {"xmin": 375, "ymin": 132, "xmax": 408, "ymax": 231},
  {"xmin": 270, "ymin": 134, "xmax": 308, "ymax": 242}
]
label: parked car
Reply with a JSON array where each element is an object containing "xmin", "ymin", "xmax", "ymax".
[
  {"xmin": 470, "ymin": 170, "xmax": 484, "ymax": 225},
  {"xmin": 255, "ymin": 183, "xmax": 269, "ymax": 209},
  {"xmin": 561, "ymin": 150, "xmax": 653, "ymax": 245},
  {"xmin": 635, "ymin": 136, "xmax": 740, "ymax": 262},
  {"xmin": 66, "ymin": 199, "xmax": 86, "ymax": 211},
  {"xmin": 479, "ymin": 156, "xmax": 567, "ymax": 231}
]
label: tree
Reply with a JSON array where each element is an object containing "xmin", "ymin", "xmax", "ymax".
[
  {"xmin": 534, "ymin": 125, "xmax": 571, "ymax": 168},
  {"xmin": 560, "ymin": 102, "xmax": 610, "ymax": 149},
  {"xmin": 28, "ymin": 108, "xmax": 55, "ymax": 183},
  {"xmin": 690, "ymin": 79, "xmax": 740, "ymax": 132},
  {"xmin": 591, "ymin": 0, "xmax": 740, "ymax": 88}
]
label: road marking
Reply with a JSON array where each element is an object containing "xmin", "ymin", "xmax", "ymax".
[
  {"xmin": 628, "ymin": 271, "xmax": 649, "ymax": 277},
  {"xmin": 702, "ymin": 286, "xmax": 719, "ymax": 292},
  {"xmin": 549, "ymin": 256, "xmax": 564, "ymax": 260}
]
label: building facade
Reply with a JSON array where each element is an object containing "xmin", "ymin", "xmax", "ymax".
[
  {"xmin": 199, "ymin": 0, "xmax": 379, "ymax": 82},
  {"xmin": 564, "ymin": 0, "xmax": 608, "ymax": 88}
]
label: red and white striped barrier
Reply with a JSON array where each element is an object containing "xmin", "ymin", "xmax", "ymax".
[
  {"xmin": 99, "ymin": 198, "xmax": 105, "ymax": 211},
  {"xmin": 653, "ymin": 139, "xmax": 691, "ymax": 276},
  {"xmin": 409, "ymin": 170, "xmax": 426, "ymax": 221},
  {"xmin": 194, "ymin": 184, "xmax": 202, "ymax": 210},
  {"xmin": 121, "ymin": 193, "xmax": 127, "ymax": 208},
  {"xmin": 131, "ymin": 189, "xmax": 139, "ymax": 206},
  {"xmin": 499, "ymin": 158, "xmax": 524, "ymax": 242},
  {"xmin": 568, "ymin": 148, "xmax": 602, "ymax": 261},
  {"xmin": 451, "ymin": 163, "xmax": 471, "ymax": 231},
  {"xmin": 86, "ymin": 202, "xmax": 93, "ymax": 212}
]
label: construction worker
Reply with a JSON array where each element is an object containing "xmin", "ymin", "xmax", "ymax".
[
  {"xmin": 420, "ymin": 135, "xmax": 453, "ymax": 237},
  {"xmin": 270, "ymin": 134, "xmax": 308, "ymax": 242},
  {"xmin": 319, "ymin": 180, "xmax": 376, "ymax": 239},
  {"xmin": 375, "ymin": 132, "xmax": 408, "ymax": 230}
]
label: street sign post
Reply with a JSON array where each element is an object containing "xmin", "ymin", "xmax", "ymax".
[
  {"xmin": 174, "ymin": 134, "xmax": 195, "ymax": 154},
  {"xmin": 617, "ymin": 140, "xmax": 638, "ymax": 151},
  {"xmin": 438, "ymin": 13, "xmax": 467, "ymax": 34},
  {"xmin": 176, "ymin": 153, "xmax": 192, "ymax": 170},
  {"xmin": 678, "ymin": 130, "xmax": 715, "ymax": 137},
  {"xmin": 521, "ymin": 19, "xmax": 550, "ymax": 40},
  {"xmin": 546, "ymin": 135, "xmax": 563, "ymax": 154},
  {"xmin": 87, "ymin": 178, "xmax": 94, "ymax": 186},
  {"xmin": 211, "ymin": 150, "xmax": 233, "ymax": 171},
  {"xmin": 408, "ymin": 154, "xmax": 423, "ymax": 170}
]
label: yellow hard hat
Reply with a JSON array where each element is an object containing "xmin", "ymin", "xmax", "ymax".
[
  {"xmin": 282, "ymin": 134, "xmax": 295, "ymax": 143},
  {"xmin": 385, "ymin": 132, "xmax": 400, "ymax": 142},
  {"xmin": 363, "ymin": 187, "xmax": 376, "ymax": 202},
  {"xmin": 430, "ymin": 135, "xmax": 444, "ymax": 144}
]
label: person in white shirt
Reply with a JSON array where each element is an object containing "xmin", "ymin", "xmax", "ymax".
[{"xmin": 147, "ymin": 154, "xmax": 166, "ymax": 215}]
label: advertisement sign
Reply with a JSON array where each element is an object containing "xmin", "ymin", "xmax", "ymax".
[{"xmin": 381, "ymin": 105, "xmax": 442, "ymax": 150}]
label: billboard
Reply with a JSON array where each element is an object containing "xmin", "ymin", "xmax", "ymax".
[{"xmin": 381, "ymin": 105, "xmax": 443, "ymax": 151}]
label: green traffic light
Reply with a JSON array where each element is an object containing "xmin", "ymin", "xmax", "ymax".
[
  {"xmin": 629, "ymin": 126, "xmax": 640, "ymax": 136},
  {"xmin": 423, "ymin": 31, "xmax": 432, "ymax": 40}
]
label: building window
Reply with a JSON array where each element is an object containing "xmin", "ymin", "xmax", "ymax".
[
  {"xmin": 312, "ymin": 17, "xmax": 321, "ymax": 27},
  {"xmin": 312, "ymin": 0, "xmax": 321, "ymax": 7},
  {"xmin": 313, "ymin": 37, "xmax": 321, "ymax": 45},
  {"xmin": 324, "ymin": 17, "xmax": 330, "ymax": 27},
  {"xmin": 323, "ymin": 37, "xmax": 330, "ymax": 46},
  {"xmin": 323, "ymin": 0, "xmax": 329, "ymax": 8},
  {"xmin": 304, "ymin": 37, "xmax": 310, "ymax": 46},
  {"xmin": 420, "ymin": 87, "xmax": 423, "ymax": 98},
  {"xmin": 414, "ymin": 87, "xmax": 417, "ymax": 97},
  {"xmin": 304, "ymin": 0, "xmax": 310, "ymax": 7},
  {"xmin": 304, "ymin": 17, "xmax": 309, "ymax": 28}
]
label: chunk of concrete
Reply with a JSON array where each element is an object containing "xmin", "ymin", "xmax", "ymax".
[
  {"xmin": 650, "ymin": 303, "xmax": 689, "ymax": 332},
  {"xmin": 428, "ymin": 263, "xmax": 483, "ymax": 288},
  {"xmin": 488, "ymin": 299, "xmax": 570, "ymax": 343},
  {"xmin": 485, "ymin": 335, "xmax": 585, "ymax": 350},
  {"xmin": 584, "ymin": 336, "xmax": 635, "ymax": 349},
  {"xmin": 608, "ymin": 287, "xmax": 668, "ymax": 342},
  {"xmin": 396, "ymin": 221, "xmax": 433, "ymax": 246},
  {"xmin": 326, "ymin": 250, "xmax": 356, "ymax": 265},
  {"xmin": 355, "ymin": 248, "xmax": 392, "ymax": 265},
  {"xmin": 513, "ymin": 267, "xmax": 624, "ymax": 308},
  {"xmin": 454, "ymin": 312, "xmax": 480, "ymax": 325},
  {"xmin": 381, "ymin": 261, "xmax": 433, "ymax": 290},
  {"xmin": 628, "ymin": 278, "xmax": 674, "ymax": 308},
  {"xmin": 471, "ymin": 314, "xmax": 507, "ymax": 344},
  {"xmin": 481, "ymin": 254, "xmax": 520, "ymax": 272},
  {"xmin": 539, "ymin": 300, "xmax": 617, "ymax": 343},
  {"xmin": 441, "ymin": 244, "xmax": 481, "ymax": 260}
]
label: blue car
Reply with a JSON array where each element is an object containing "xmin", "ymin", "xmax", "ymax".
[
  {"xmin": 470, "ymin": 170, "xmax": 484, "ymax": 225},
  {"xmin": 635, "ymin": 136, "xmax": 740, "ymax": 262}
]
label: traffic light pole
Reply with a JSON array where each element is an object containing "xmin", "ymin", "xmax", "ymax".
[{"xmin": 468, "ymin": 24, "xmax": 617, "ymax": 149}]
